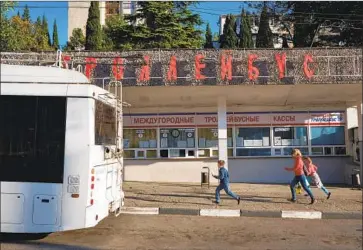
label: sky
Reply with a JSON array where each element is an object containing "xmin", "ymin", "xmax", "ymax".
[{"xmin": 8, "ymin": 1, "xmax": 247, "ymax": 47}]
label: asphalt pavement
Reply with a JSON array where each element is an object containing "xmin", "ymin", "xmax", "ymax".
[{"xmin": 1, "ymin": 214, "xmax": 362, "ymax": 250}]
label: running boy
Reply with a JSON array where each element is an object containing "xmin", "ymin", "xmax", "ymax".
[
  {"xmin": 303, "ymin": 156, "xmax": 332, "ymax": 199},
  {"xmin": 212, "ymin": 160, "xmax": 241, "ymax": 205}
]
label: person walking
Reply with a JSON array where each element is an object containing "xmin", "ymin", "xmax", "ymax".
[
  {"xmin": 212, "ymin": 160, "xmax": 241, "ymax": 205},
  {"xmin": 303, "ymin": 156, "xmax": 332, "ymax": 199},
  {"xmin": 284, "ymin": 149, "xmax": 316, "ymax": 204}
]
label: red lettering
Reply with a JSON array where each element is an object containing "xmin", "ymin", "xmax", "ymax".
[
  {"xmin": 220, "ymin": 54, "xmax": 232, "ymax": 81},
  {"xmin": 62, "ymin": 55, "xmax": 71, "ymax": 69},
  {"xmin": 85, "ymin": 57, "xmax": 97, "ymax": 79},
  {"xmin": 112, "ymin": 57, "xmax": 124, "ymax": 80},
  {"xmin": 139, "ymin": 55, "xmax": 150, "ymax": 82},
  {"xmin": 273, "ymin": 116, "xmax": 295, "ymax": 122},
  {"xmin": 303, "ymin": 54, "xmax": 314, "ymax": 79},
  {"xmin": 195, "ymin": 54, "xmax": 206, "ymax": 80},
  {"xmin": 248, "ymin": 54, "xmax": 259, "ymax": 80},
  {"xmin": 167, "ymin": 56, "xmax": 177, "ymax": 81},
  {"xmin": 275, "ymin": 53, "xmax": 286, "ymax": 79}
]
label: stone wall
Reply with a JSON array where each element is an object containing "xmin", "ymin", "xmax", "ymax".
[{"xmin": 1, "ymin": 48, "xmax": 361, "ymax": 87}]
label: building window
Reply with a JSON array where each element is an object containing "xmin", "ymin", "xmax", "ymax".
[
  {"xmin": 123, "ymin": 129, "xmax": 157, "ymax": 159},
  {"xmin": 95, "ymin": 100, "xmax": 116, "ymax": 145},
  {"xmin": 310, "ymin": 126, "xmax": 346, "ymax": 156},
  {"xmin": 310, "ymin": 126, "xmax": 345, "ymax": 145},
  {"xmin": 273, "ymin": 127, "xmax": 307, "ymax": 146},
  {"xmin": 236, "ymin": 127, "xmax": 271, "ymax": 156},
  {"xmin": 159, "ymin": 128, "xmax": 196, "ymax": 158},
  {"xmin": 237, "ymin": 148, "xmax": 271, "ymax": 157},
  {"xmin": 198, "ymin": 128, "xmax": 233, "ymax": 157},
  {"xmin": 106, "ymin": 1, "xmax": 120, "ymax": 16}
]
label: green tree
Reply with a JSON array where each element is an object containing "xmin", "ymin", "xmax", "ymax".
[
  {"xmin": 256, "ymin": 4, "xmax": 273, "ymax": 48},
  {"xmin": 17, "ymin": 10, "xmax": 20, "ymax": 17},
  {"xmin": 103, "ymin": 15, "xmax": 130, "ymax": 50},
  {"xmin": 0, "ymin": 1, "xmax": 17, "ymax": 51},
  {"xmin": 22, "ymin": 4, "xmax": 30, "ymax": 21},
  {"xmin": 52, "ymin": 19, "xmax": 59, "ymax": 49},
  {"xmin": 124, "ymin": 2, "xmax": 203, "ymax": 49},
  {"xmin": 8, "ymin": 15, "xmax": 36, "ymax": 51},
  {"xmin": 220, "ymin": 14, "xmax": 238, "ymax": 49},
  {"xmin": 66, "ymin": 28, "xmax": 85, "ymax": 50},
  {"xmin": 85, "ymin": 1, "xmax": 102, "ymax": 50},
  {"xmin": 34, "ymin": 16, "xmax": 50, "ymax": 50},
  {"xmin": 239, "ymin": 9, "xmax": 253, "ymax": 48},
  {"xmin": 204, "ymin": 23, "xmax": 214, "ymax": 48},
  {"xmin": 41, "ymin": 15, "xmax": 51, "ymax": 47}
]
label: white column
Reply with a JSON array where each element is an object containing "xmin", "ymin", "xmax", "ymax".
[
  {"xmin": 358, "ymin": 104, "xmax": 362, "ymax": 184},
  {"xmin": 218, "ymin": 96, "xmax": 228, "ymax": 169},
  {"xmin": 99, "ymin": 1, "xmax": 106, "ymax": 26}
]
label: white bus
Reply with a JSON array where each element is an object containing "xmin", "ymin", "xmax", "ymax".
[{"xmin": 0, "ymin": 64, "xmax": 125, "ymax": 235}]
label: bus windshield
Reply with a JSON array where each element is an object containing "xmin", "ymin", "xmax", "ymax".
[{"xmin": 0, "ymin": 95, "xmax": 66, "ymax": 183}]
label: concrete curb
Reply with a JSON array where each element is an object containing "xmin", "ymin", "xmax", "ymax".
[
  {"xmin": 322, "ymin": 212, "xmax": 362, "ymax": 220},
  {"xmin": 120, "ymin": 207, "xmax": 361, "ymax": 220}
]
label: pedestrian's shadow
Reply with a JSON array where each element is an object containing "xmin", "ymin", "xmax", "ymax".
[
  {"xmin": 125, "ymin": 196, "xmax": 212, "ymax": 206},
  {"xmin": 126, "ymin": 193, "xmax": 289, "ymax": 205}
]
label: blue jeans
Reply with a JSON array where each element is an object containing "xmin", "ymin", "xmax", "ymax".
[
  {"xmin": 215, "ymin": 183, "xmax": 239, "ymax": 203},
  {"xmin": 321, "ymin": 186, "xmax": 330, "ymax": 195},
  {"xmin": 290, "ymin": 175, "xmax": 314, "ymax": 200}
]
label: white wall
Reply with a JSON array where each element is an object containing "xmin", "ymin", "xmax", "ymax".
[{"xmin": 124, "ymin": 157, "xmax": 350, "ymax": 184}]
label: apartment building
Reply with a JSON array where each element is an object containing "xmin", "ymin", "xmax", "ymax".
[{"xmin": 68, "ymin": 1, "xmax": 138, "ymax": 41}]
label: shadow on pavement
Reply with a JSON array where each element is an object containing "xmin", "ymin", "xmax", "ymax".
[
  {"xmin": 126, "ymin": 193, "xmax": 290, "ymax": 205},
  {"xmin": 2, "ymin": 241, "xmax": 97, "ymax": 250},
  {"xmin": 0, "ymin": 233, "xmax": 97, "ymax": 249},
  {"xmin": 126, "ymin": 196, "xmax": 213, "ymax": 206}
]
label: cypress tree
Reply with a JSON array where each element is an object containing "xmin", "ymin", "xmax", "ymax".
[
  {"xmin": 17, "ymin": 10, "xmax": 20, "ymax": 17},
  {"xmin": 204, "ymin": 23, "xmax": 213, "ymax": 48},
  {"xmin": 22, "ymin": 5, "xmax": 30, "ymax": 21},
  {"xmin": 220, "ymin": 14, "xmax": 238, "ymax": 49},
  {"xmin": 239, "ymin": 9, "xmax": 253, "ymax": 48},
  {"xmin": 85, "ymin": 1, "xmax": 102, "ymax": 50},
  {"xmin": 256, "ymin": 4, "xmax": 273, "ymax": 48},
  {"xmin": 52, "ymin": 19, "xmax": 59, "ymax": 49},
  {"xmin": 42, "ymin": 15, "xmax": 51, "ymax": 47}
]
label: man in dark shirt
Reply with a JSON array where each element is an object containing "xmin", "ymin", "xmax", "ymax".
[{"xmin": 212, "ymin": 160, "xmax": 241, "ymax": 205}]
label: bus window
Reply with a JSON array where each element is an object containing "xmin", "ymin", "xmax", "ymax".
[
  {"xmin": 95, "ymin": 100, "xmax": 116, "ymax": 145},
  {"xmin": 0, "ymin": 96, "xmax": 66, "ymax": 183}
]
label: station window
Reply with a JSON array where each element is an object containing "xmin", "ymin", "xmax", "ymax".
[
  {"xmin": 236, "ymin": 127, "xmax": 271, "ymax": 156},
  {"xmin": 198, "ymin": 128, "xmax": 233, "ymax": 157},
  {"xmin": 310, "ymin": 126, "xmax": 345, "ymax": 145},
  {"xmin": 273, "ymin": 127, "xmax": 307, "ymax": 146},
  {"xmin": 123, "ymin": 129, "xmax": 157, "ymax": 159},
  {"xmin": 159, "ymin": 128, "xmax": 196, "ymax": 158},
  {"xmin": 310, "ymin": 126, "xmax": 346, "ymax": 156}
]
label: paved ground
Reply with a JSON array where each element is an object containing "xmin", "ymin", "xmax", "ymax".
[
  {"xmin": 123, "ymin": 182, "xmax": 362, "ymax": 212},
  {"xmin": 1, "ymin": 215, "xmax": 362, "ymax": 250}
]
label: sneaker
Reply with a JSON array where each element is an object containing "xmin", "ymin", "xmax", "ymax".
[
  {"xmin": 310, "ymin": 198, "xmax": 317, "ymax": 205},
  {"xmin": 237, "ymin": 197, "xmax": 241, "ymax": 205},
  {"xmin": 327, "ymin": 192, "xmax": 331, "ymax": 200},
  {"xmin": 288, "ymin": 199, "xmax": 297, "ymax": 203}
]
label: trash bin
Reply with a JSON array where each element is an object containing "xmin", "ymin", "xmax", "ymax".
[
  {"xmin": 201, "ymin": 167, "xmax": 210, "ymax": 188},
  {"xmin": 352, "ymin": 169, "xmax": 361, "ymax": 189}
]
